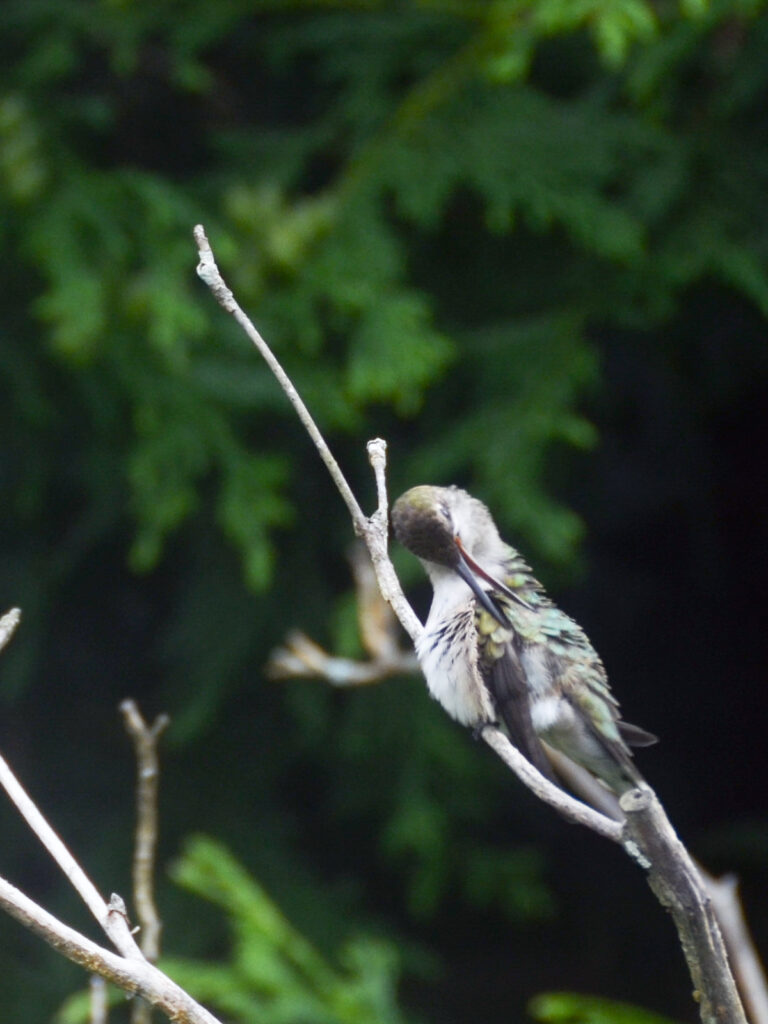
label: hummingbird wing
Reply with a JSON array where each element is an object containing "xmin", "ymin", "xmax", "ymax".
[
  {"xmin": 569, "ymin": 679, "xmax": 640, "ymax": 780},
  {"xmin": 475, "ymin": 609, "xmax": 559, "ymax": 785},
  {"xmin": 563, "ymin": 665, "xmax": 657, "ymax": 789},
  {"xmin": 535, "ymin": 605, "xmax": 657, "ymax": 790}
]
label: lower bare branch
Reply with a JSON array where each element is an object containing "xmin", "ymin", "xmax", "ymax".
[
  {"xmin": 267, "ymin": 543, "xmax": 418, "ymax": 685},
  {"xmin": 705, "ymin": 872, "xmax": 768, "ymax": 1024},
  {"xmin": 0, "ymin": 876, "xmax": 223, "ymax": 1024},
  {"xmin": 268, "ymin": 629, "xmax": 417, "ymax": 686},
  {"xmin": 621, "ymin": 787, "xmax": 746, "ymax": 1024},
  {"xmin": 0, "ymin": 749, "xmax": 142, "ymax": 959}
]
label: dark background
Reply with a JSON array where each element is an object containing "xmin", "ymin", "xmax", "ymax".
[{"xmin": 1, "ymin": 2, "xmax": 767, "ymax": 1022}]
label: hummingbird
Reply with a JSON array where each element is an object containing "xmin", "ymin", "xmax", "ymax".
[{"xmin": 391, "ymin": 485, "xmax": 656, "ymax": 794}]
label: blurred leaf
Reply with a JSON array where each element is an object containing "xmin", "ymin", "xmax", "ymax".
[
  {"xmin": 166, "ymin": 836, "xmax": 407, "ymax": 1024},
  {"xmin": 529, "ymin": 992, "xmax": 682, "ymax": 1023}
]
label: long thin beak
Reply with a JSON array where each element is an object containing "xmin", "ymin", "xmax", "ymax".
[
  {"xmin": 454, "ymin": 536, "xmax": 535, "ymax": 620},
  {"xmin": 453, "ymin": 540, "xmax": 508, "ymax": 626}
]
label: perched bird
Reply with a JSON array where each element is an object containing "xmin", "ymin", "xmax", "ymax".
[{"xmin": 391, "ymin": 485, "xmax": 656, "ymax": 794}]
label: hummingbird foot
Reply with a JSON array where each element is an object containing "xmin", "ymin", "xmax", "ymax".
[{"xmin": 472, "ymin": 720, "xmax": 499, "ymax": 741}]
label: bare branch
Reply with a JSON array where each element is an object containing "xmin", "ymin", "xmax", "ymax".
[
  {"xmin": 703, "ymin": 871, "xmax": 768, "ymax": 1024},
  {"xmin": 0, "ymin": 749, "xmax": 143, "ymax": 959},
  {"xmin": 0, "ymin": 876, "xmax": 223, "ymax": 1024},
  {"xmin": 268, "ymin": 629, "xmax": 417, "ymax": 686},
  {"xmin": 121, "ymin": 701, "xmax": 171, "ymax": 1024},
  {"xmin": 0, "ymin": 607, "xmax": 21, "ymax": 654},
  {"xmin": 120, "ymin": 700, "xmax": 169, "ymax": 964},
  {"xmin": 621, "ymin": 787, "xmax": 746, "ymax": 1024},
  {"xmin": 480, "ymin": 727, "xmax": 623, "ymax": 842},
  {"xmin": 0, "ymin": 678, "xmax": 221, "ymax": 1022},
  {"xmin": 90, "ymin": 975, "xmax": 108, "ymax": 1024},
  {"xmin": 194, "ymin": 224, "xmax": 367, "ymax": 534},
  {"xmin": 267, "ymin": 543, "xmax": 418, "ymax": 685}
]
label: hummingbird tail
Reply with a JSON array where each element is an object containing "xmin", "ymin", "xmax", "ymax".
[{"xmin": 618, "ymin": 720, "xmax": 658, "ymax": 748}]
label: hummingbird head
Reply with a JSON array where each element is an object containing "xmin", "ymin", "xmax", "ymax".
[
  {"xmin": 391, "ymin": 486, "xmax": 509, "ymax": 622},
  {"xmin": 391, "ymin": 486, "xmax": 500, "ymax": 564},
  {"xmin": 391, "ymin": 485, "xmax": 461, "ymax": 567}
]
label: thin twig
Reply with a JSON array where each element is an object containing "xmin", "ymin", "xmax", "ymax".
[
  {"xmin": 121, "ymin": 701, "xmax": 170, "ymax": 1024},
  {"xmin": 0, "ymin": 749, "xmax": 143, "ymax": 959},
  {"xmin": 90, "ymin": 975, "xmax": 108, "ymax": 1024},
  {"xmin": 194, "ymin": 225, "xmax": 367, "ymax": 534},
  {"xmin": 481, "ymin": 727, "xmax": 623, "ymax": 842},
  {"xmin": 120, "ymin": 700, "xmax": 169, "ymax": 963},
  {"xmin": 362, "ymin": 440, "xmax": 423, "ymax": 642}
]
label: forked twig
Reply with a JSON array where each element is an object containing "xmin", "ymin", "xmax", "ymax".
[
  {"xmin": 0, "ymin": 748, "xmax": 143, "ymax": 959},
  {"xmin": 0, "ymin": 873, "xmax": 221, "ymax": 1024},
  {"xmin": 121, "ymin": 700, "xmax": 171, "ymax": 1024},
  {"xmin": 194, "ymin": 225, "xmax": 423, "ymax": 645},
  {"xmin": 120, "ymin": 700, "xmax": 169, "ymax": 964},
  {"xmin": 0, "ymin": 617, "xmax": 223, "ymax": 1024}
]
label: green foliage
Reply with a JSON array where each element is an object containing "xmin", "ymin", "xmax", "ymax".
[
  {"xmin": 402, "ymin": 313, "xmax": 600, "ymax": 562},
  {"xmin": 56, "ymin": 836, "xmax": 407, "ymax": 1024},
  {"xmin": 165, "ymin": 836, "xmax": 407, "ymax": 1024},
  {"xmin": 529, "ymin": 992, "xmax": 682, "ymax": 1024},
  {"xmin": 372, "ymin": 704, "xmax": 558, "ymax": 920},
  {"xmin": 5, "ymin": 0, "xmax": 768, "ymax": 586}
]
